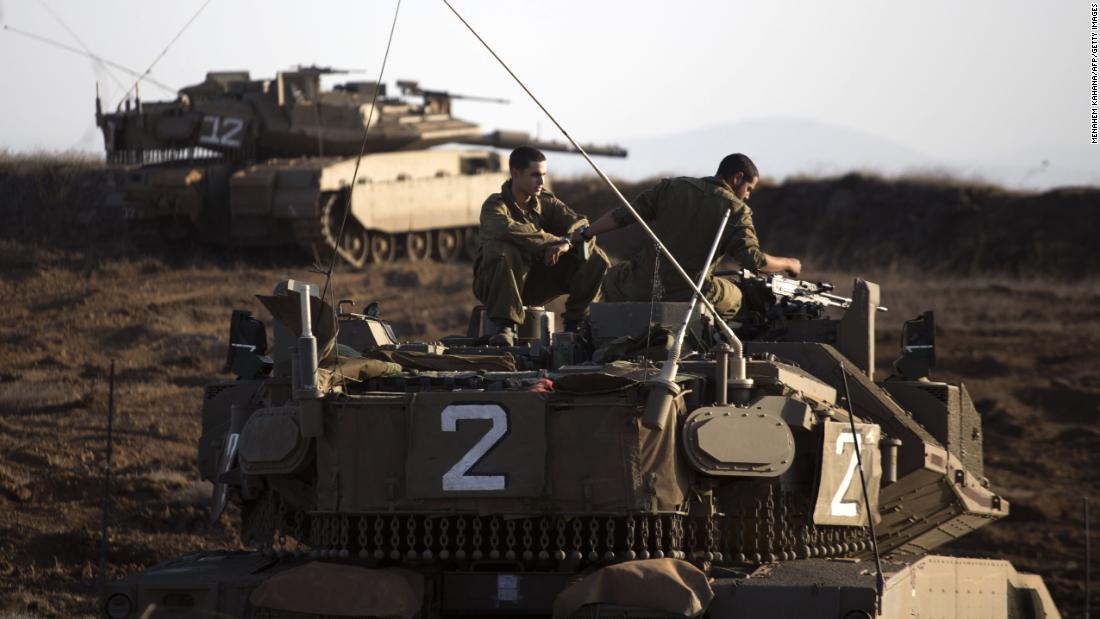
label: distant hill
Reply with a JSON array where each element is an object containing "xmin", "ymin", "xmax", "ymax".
[
  {"xmin": 553, "ymin": 117, "xmax": 940, "ymax": 181},
  {"xmin": 551, "ymin": 118, "xmax": 1099, "ymax": 191}
]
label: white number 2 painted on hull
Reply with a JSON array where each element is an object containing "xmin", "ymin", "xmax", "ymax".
[
  {"xmin": 441, "ymin": 404, "xmax": 508, "ymax": 491},
  {"xmin": 831, "ymin": 429, "xmax": 871, "ymax": 518}
]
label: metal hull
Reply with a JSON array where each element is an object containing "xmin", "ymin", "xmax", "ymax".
[
  {"xmin": 118, "ymin": 149, "xmax": 505, "ymax": 263},
  {"xmin": 103, "ymin": 552, "xmax": 1060, "ymax": 618}
]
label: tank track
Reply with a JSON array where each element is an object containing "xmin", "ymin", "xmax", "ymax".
[
  {"xmin": 241, "ymin": 488, "xmax": 873, "ymax": 571},
  {"xmin": 305, "ymin": 192, "xmax": 479, "ymax": 267},
  {"xmin": 252, "ymin": 509, "xmax": 700, "ymax": 567}
]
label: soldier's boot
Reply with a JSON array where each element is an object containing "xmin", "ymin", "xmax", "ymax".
[
  {"xmin": 563, "ymin": 318, "xmax": 591, "ymax": 342},
  {"xmin": 488, "ymin": 322, "xmax": 516, "ymax": 347},
  {"xmin": 562, "ymin": 318, "xmax": 594, "ymax": 360}
]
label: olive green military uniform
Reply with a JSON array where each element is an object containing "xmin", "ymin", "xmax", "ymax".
[
  {"xmin": 602, "ymin": 176, "xmax": 768, "ymax": 316},
  {"xmin": 473, "ymin": 180, "xmax": 610, "ymax": 326}
]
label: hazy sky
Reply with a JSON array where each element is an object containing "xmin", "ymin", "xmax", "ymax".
[{"xmin": 1, "ymin": 0, "xmax": 1095, "ymax": 188}]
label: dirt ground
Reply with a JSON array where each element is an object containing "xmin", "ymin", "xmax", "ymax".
[{"xmin": 0, "ymin": 160, "xmax": 1097, "ymax": 617}]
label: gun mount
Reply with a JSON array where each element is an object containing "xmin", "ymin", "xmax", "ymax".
[
  {"xmin": 101, "ymin": 276, "xmax": 1061, "ymax": 618},
  {"xmin": 97, "ymin": 67, "xmax": 626, "ymax": 265}
]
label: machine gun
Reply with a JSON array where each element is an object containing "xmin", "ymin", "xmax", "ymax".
[
  {"xmin": 710, "ymin": 269, "xmax": 888, "ymax": 340},
  {"xmin": 748, "ymin": 269, "xmax": 886, "ymax": 312},
  {"xmin": 394, "ymin": 79, "xmax": 627, "ymax": 157},
  {"xmin": 718, "ymin": 268, "xmax": 888, "ymax": 313}
]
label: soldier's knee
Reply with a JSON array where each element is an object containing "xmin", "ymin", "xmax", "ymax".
[
  {"xmin": 709, "ymin": 277, "xmax": 743, "ymax": 315},
  {"xmin": 594, "ymin": 248, "xmax": 611, "ymax": 269},
  {"xmin": 588, "ymin": 246, "xmax": 611, "ymax": 271},
  {"xmin": 483, "ymin": 246, "xmax": 527, "ymax": 272}
]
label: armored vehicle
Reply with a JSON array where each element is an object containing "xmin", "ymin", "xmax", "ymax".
[
  {"xmin": 101, "ymin": 269, "xmax": 1060, "ymax": 618},
  {"xmin": 96, "ymin": 67, "xmax": 626, "ymax": 265}
]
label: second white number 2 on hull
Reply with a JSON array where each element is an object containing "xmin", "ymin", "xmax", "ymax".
[{"xmin": 440, "ymin": 404, "xmax": 508, "ymax": 491}]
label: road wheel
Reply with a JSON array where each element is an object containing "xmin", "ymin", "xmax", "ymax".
[
  {"xmin": 338, "ymin": 226, "xmax": 369, "ymax": 268},
  {"xmin": 369, "ymin": 231, "xmax": 396, "ymax": 263},
  {"xmin": 406, "ymin": 231, "xmax": 431, "ymax": 262},
  {"xmin": 435, "ymin": 228, "xmax": 461, "ymax": 262},
  {"xmin": 462, "ymin": 227, "xmax": 480, "ymax": 261},
  {"xmin": 320, "ymin": 192, "xmax": 367, "ymax": 268}
]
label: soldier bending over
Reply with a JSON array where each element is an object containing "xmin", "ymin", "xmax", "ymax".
[
  {"xmin": 473, "ymin": 146, "xmax": 610, "ymax": 346},
  {"xmin": 585, "ymin": 153, "xmax": 801, "ymax": 318}
]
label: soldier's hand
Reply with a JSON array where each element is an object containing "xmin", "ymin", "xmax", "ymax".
[
  {"xmin": 785, "ymin": 258, "xmax": 802, "ymax": 277},
  {"xmin": 545, "ymin": 241, "xmax": 571, "ymax": 266},
  {"xmin": 569, "ymin": 225, "xmax": 591, "ymax": 244}
]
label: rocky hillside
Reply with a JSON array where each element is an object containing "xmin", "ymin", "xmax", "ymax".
[{"xmin": 0, "ymin": 156, "xmax": 1096, "ymax": 618}]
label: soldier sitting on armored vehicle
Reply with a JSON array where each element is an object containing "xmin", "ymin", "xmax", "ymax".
[
  {"xmin": 586, "ymin": 153, "xmax": 802, "ymax": 318},
  {"xmin": 473, "ymin": 146, "xmax": 610, "ymax": 346}
]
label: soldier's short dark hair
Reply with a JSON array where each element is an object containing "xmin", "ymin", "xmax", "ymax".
[
  {"xmin": 716, "ymin": 153, "xmax": 759, "ymax": 180},
  {"xmin": 509, "ymin": 146, "xmax": 547, "ymax": 171}
]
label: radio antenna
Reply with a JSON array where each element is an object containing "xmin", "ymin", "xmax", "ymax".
[
  {"xmin": 316, "ymin": 0, "xmax": 403, "ymax": 393},
  {"xmin": 97, "ymin": 360, "xmax": 117, "ymax": 599},
  {"xmin": 1087, "ymin": 496, "xmax": 1092, "ymax": 619},
  {"xmin": 439, "ymin": 0, "xmax": 740, "ymax": 345},
  {"xmin": 840, "ymin": 368, "xmax": 885, "ymax": 612},
  {"xmin": 115, "ymin": 0, "xmax": 213, "ymax": 109},
  {"xmin": 441, "ymin": 0, "xmax": 757, "ymax": 422},
  {"xmin": 38, "ymin": 0, "xmax": 127, "ymax": 93},
  {"xmin": 2, "ymin": 24, "xmax": 175, "ymax": 94}
]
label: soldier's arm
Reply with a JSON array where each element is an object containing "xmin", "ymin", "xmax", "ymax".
[
  {"xmin": 578, "ymin": 179, "xmax": 666, "ymax": 240},
  {"xmin": 724, "ymin": 204, "xmax": 771, "ymax": 272},
  {"xmin": 480, "ymin": 199, "xmax": 563, "ymax": 255},
  {"xmin": 541, "ymin": 195, "xmax": 588, "ymax": 236},
  {"xmin": 581, "ymin": 210, "xmax": 624, "ymax": 239},
  {"xmin": 724, "ymin": 205, "xmax": 801, "ymax": 276},
  {"xmin": 760, "ymin": 254, "xmax": 802, "ymax": 276}
]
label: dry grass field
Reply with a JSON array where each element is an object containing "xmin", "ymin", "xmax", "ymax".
[{"xmin": 0, "ymin": 157, "xmax": 1097, "ymax": 617}]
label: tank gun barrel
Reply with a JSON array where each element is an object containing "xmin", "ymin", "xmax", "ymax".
[
  {"xmin": 430, "ymin": 90, "xmax": 509, "ymax": 104},
  {"xmin": 294, "ymin": 65, "xmax": 366, "ymax": 74},
  {"xmin": 458, "ymin": 130, "xmax": 628, "ymax": 158}
]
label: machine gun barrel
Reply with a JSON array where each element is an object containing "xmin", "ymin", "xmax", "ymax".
[{"xmin": 395, "ymin": 81, "xmax": 623, "ymax": 155}]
